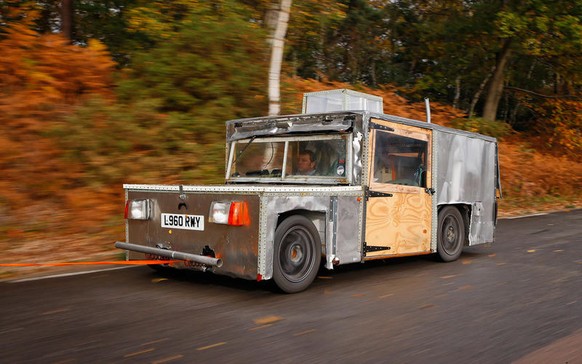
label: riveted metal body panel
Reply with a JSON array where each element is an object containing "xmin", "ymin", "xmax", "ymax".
[
  {"xmin": 120, "ymin": 100, "xmax": 500, "ymax": 287},
  {"xmin": 124, "ymin": 185, "xmax": 363, "ymax": 281},
  {"xmin": 435, "ymin": 131, "xmax": 498, "ymax": 244},
  {"xmin": 361, "ymin": 112, "xmax": 498, "ymax": 247},
  {"xmin": 126, "ymin": 189, "xmax": 261, "ymax": 279},
  {"xmin": 258, "ymin": 188, "xmax": 364, "ymax": 280}
]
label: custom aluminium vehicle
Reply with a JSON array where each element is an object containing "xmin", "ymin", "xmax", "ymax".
[{"xmin": 116, "ymin": 89, "xmax": 501, "ymax": 293}]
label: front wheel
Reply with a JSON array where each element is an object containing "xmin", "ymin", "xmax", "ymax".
[
  {"xmin": 273, "ymin": 215, "xmax": 322, "ymax": 293},
  {"xmin": 437, "ymin": 206, "xmax": 465, "ymax": 262}
]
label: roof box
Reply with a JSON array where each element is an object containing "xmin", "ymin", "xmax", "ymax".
[{"xmin": 302, "ymin": 89, "xmax": 383, "ymax": 114}]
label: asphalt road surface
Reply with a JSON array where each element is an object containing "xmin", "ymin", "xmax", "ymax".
[{"xmin": 1, "ymin": 210, "xmax": 581, "ymax": 363}]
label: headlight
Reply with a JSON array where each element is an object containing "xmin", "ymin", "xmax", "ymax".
[
  {"xmin": 209, "ymin": 201, "xmax": 250, "ymax": 226},
  {"xmin": 124, "ymin": 199, "xmax": 152, "ymax": 220},
  {"xmin": 209, "ymin": 201, "xmax": 230, "ymax": 224}
]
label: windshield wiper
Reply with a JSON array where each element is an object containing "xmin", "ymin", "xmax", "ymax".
[{"xmin": 232, "ymin": 135, "xmax": 256, "ymax": 166}]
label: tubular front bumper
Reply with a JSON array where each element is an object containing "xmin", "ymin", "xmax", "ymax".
[{"xmin": 114, "ymin": 241, "xmax": 223, "ymax": 268}]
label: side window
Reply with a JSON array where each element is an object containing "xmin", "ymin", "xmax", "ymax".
[{"xmin": 373, "ymin": 131, "xmax": 428, "ymax": 187}]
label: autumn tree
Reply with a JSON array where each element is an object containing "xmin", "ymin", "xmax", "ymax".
[{"xmin": 0, "ymin": 7, "xmax": 115, "ymax": 242}]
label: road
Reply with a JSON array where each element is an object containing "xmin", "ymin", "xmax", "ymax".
[{"xmin": 1, "ymin": 210, "xmax": 581, "ymax": 363}]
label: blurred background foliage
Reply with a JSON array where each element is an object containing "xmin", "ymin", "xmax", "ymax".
[{"xmin": 0, "ymin": 0, "xmax": 580, "ymax": 264}]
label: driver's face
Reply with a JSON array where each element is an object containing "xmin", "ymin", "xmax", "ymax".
[{"xmin": 297, "ymin": 154, "xmax": 315, "ymax": 173}]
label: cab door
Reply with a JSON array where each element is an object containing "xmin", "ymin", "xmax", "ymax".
[{"xmin": 364, "ymin": 119, "xmax": 433, "ymax": 259}]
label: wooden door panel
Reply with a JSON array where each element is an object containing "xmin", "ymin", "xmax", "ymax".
[
  {"xmin": 364, "ymin": 120, "xmax": 433, "ymax": 259},
  {"xmin": 365, "ymin": 192, "xmax": 431, "ymax": 257}
]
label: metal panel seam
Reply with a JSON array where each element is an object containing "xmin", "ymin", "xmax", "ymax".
[
  {"xmin": 431, "ymin": 131, "xmax": 439, "ymax": 252},
  {"xmin": 258, "ymin": 195, "xmax": 268, "ymax": 278}
]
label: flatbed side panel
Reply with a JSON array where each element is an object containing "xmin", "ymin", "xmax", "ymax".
[
  {"xmin": 436, "ymin": 132, "xmax": 497, "ymax": 244},
  {"xmin": 126, "ymin": 190, "xmax": 260, "ymax": 280}
]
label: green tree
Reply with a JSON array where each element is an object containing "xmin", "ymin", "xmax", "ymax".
[
  {"xmin": 323, "ymin": 0, "xmax": 387, "ymax": 85},
  {"xmin": 115, "ymin": 0, "xmax": 270, "ymax": 180},
  {"xmin": 6, "ymin": 0, "xmax": 144, "ymax": 65},
  {"xmin": 284, "ymin": 0, "xmax": 347, "ymax": 80},
  {"xmin": 483, "ymin": 0, "xmax": 582, "ymax": 121},
  {"xmin": 383, "ymin": 0, "xmax": 581, "ymax": 126}
]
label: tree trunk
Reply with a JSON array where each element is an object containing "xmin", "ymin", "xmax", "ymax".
[
  {"xmin": 482, "ymin": 39, "xmax": 512, "ymax": 121},
  {"xmin": 468, "ymin": 65, "xmax": 495, "ymax": 118},
  {"xmin": 453, "ymin": 75, "xmax": 461, "ymax": 110},
  {"xmin": 268, "ymin": 0, "xmax": 292, "ymax": 116},
  {"xmin": 61, "ymin": 0, "xmax": 73, "ymax": 41}
]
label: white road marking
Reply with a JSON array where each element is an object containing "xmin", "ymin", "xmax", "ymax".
[
  {"xmin": 9, "ymin": 266, "xmax": 136, "ymax": 283},
  {"xmin": 501, "ymin": 212, "xmax": 549, "ymax": 220}
]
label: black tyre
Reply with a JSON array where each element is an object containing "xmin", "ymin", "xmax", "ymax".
[
  {"xmin": 273, "ymin": 215, "xmax": 322, "ymax": 293},
  {"xmin": 437, "ymin": 206, "xmax": 465, "ymax": 262}
]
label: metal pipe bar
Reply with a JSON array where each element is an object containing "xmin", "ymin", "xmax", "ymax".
[{"xmin": 115, "ymin": 242, "xmax": 223, "ymax": 267}]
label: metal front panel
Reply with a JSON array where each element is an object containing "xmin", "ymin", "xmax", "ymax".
[
  {"xmin": 258, "ymin": 189, "xmax": 363, "ymax": 280},
  {"xmin": 335, "ymin": 195, "xmax": 364, "ymax": 264},
  {"xmin": 126, "ymin": 190, "xmax": 260, "ymax": 280},
  {"xmin": 435, "ymin": 131, "xmax": 497, "ymax": 244}
]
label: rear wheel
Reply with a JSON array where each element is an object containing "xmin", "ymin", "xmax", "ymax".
[
  {"xmin": 273, "ymin": 215, "xmax": 322, "ymax": 293},
  {"xmin": 437, "ymin": 206, "xmax": 465, "ymax": 262}
]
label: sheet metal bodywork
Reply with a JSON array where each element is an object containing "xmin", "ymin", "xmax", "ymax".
[
  {"xmin": 125, "ymin": 187, "xmax": 261, "ymax": 279},
  {"xmin": 259, "ymin": 188, "xmax": 363, "ymax": 279},
  {"xmin": 120, "ymin": 110, "xmax": 500, "ymax": 285},
  {"xmin": 124, "ymin": 185, "xmax": 364, "ymax": 280},
  {"xmin": 358, "ymin": 113, "xmax": 499, "ymax": 246},
  {"xmin": 435, "ymin": 131, "xmax": 498, "ymax": 244}
]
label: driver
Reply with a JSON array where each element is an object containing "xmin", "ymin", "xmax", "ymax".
[{"xmin": 296, "ymin": 150, "xmax": 317, "ymax": 175}]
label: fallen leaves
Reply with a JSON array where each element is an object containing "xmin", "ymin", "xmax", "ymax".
[{"xmin": 253, "ymin": 315, "xmax": 284, "ymax": 326}]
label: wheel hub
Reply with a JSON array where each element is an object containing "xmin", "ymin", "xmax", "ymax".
[
  {"xmin": 289, "ymin": 244, "xmax": 304, "ymax": 264},
  {"xmin": 446, "ymin": 225, "xmax": 456, "ymax": 243}
]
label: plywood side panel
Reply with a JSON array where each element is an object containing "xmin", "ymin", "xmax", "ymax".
[{"xmin": 365, "ymin": 192, "xmax": 431, "ymax": 257}]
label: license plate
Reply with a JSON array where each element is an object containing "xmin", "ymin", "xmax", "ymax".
[{"xmin": 161, "ymin": 213, "xmax": 204, "ymax": 231}]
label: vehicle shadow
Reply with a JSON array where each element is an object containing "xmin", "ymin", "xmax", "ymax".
[{"xmin": 144, "ymin": 248, "xmax": 492, "ymax": 294}]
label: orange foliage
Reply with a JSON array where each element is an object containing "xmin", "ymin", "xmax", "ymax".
[
  {"xmin": 0, "ymin": 24, "xmax": 115, "ymax": 127},
  {"xmin": 0, "ymin": 22, "xmax": 117, "ymax": 246},
  {"xmin": 530, "ymin": 99, "xmax": 581, "ymax": 162},
  {"xmin": 498, "ymin": 136, "xmax": 582, "ymax": 205},
  {"xmin": 281, "ymin": 76, "xmax": 465, "ymax": 125}
]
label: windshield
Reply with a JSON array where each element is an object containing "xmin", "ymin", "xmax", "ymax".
[{"xmin": 228, "ymin": 135, "xmax": 348, "ymax": 182}]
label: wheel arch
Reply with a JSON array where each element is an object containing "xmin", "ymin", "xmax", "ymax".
[{"xmin": 277, "ymin": 209, "xmax": 327, "ymax": 253}]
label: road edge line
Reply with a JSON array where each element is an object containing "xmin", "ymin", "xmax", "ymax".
[{"xmin": 9, "ymin": 265, "xmax": 137, "ymax": 283}]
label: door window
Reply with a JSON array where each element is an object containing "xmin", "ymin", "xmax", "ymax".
[{"xmin": 372, "ymin": 131, "xmax": 428, "ymax": 187}]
